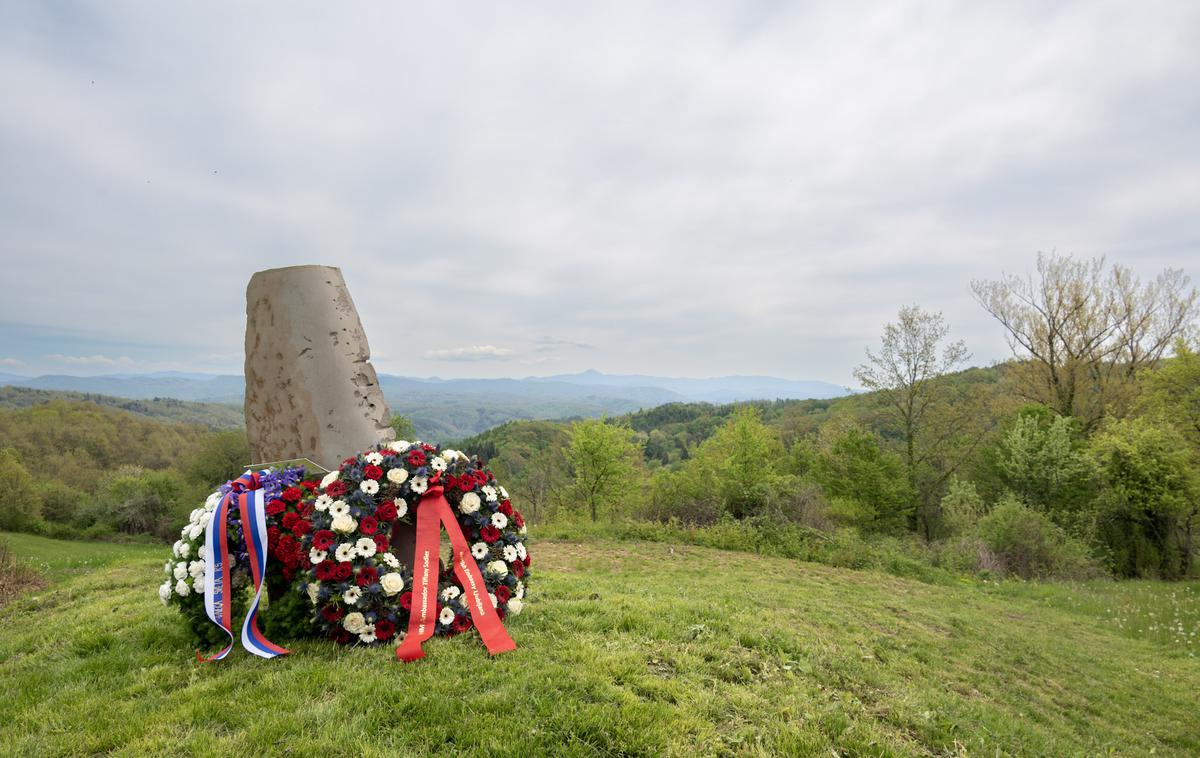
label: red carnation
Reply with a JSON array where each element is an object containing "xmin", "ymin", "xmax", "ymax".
[
  {"xmin": 375, "ymin": 500, "xmax": 397, "ymax": 521},
  {"xmin": 421, "ymin": 443, "xmax": 435, "ymax": 452},
  {"xmin": 266, "ymin": 526, "xmax": 281, "ymax": 549},
  {"xmin": 282, "ymin": 511, "xmax": 300, "ymax": 530},
  {"xmin": 325, "ymin": 480, "xmax": 348, "ymax": 497},
  {"xmin": 512, "ymin": 560, "xmax": 525, "ymax": 578},
  {"xmin": 301, "ymin": 479, "xmax": 319, "ymax": 491},
  {"xmin": 374, "ymin": 619, "xmax": 395, "ymax": 640},
  {"xmin": 495, "ymin": 585, "xmax": 512, "ymax": 603},
  {"xmin": 513, "ymin": 512, "xmax": 524, "ymax": 529},
  {"xmin": 373, "ymin": 534, "xmax": 389, "ymax": 553},
  {"xmin": 343, "ymin": 457, "xmax": 358, "ymax": 467},
  {"xmin": 297, "ymin": 501, "xmax": 313, "ymax": 517},
  {"xmin": 334, "ymin": 562, "xmax": 353, "ymax": 581},
  {"xmin": 265, "ymin": 499, "xmax": 286, "ymax": 516},
  {"xmin": 480, "ymin": 525, "xmax": 500, "ymax": 544},
  {"xmin": 363, "ymin": 464, "xmax": 383, "ymax": 481},
  {"xmin": 282, "ymin": 486, "xmax": 303, "ymax": 503},
  {"xmin": 360, "ymin": 516, "xmax": 378, "ymax": 536},
  {"xmin": 407, "ymin": 450, "xmax": 427, "ymax": 467},
  {"xmin": 451, "ymin": 615, "xmax": 472, "ymax": 633},
  {"xmin": 313, "ymin": 530, "xmax": 335, "ymax": 551},
  {"xmin": 399, "ymin": 591, "xmax": 413, "ymax": 610},
  {"xmin": 357, "ymin": 566, "xmax": 379, "ymax": 587},
  {"xmin": 292, "ymin": 519, "xmax": 312, "ymax": 537},
  {"xmin": 499, "ymin": 500, "xmax": 513, "ymax": 516}
]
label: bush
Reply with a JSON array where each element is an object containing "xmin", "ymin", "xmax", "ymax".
[
  {"xmin": 975, "ymin": 494, "xmax": 1097, "ymax": 579},
  {"xmin": 36, "ymin": 481, "xmax": 85, "ymax": 524},
  {"xmin": 0, "ymin": 448, "xmax": 41, "ymax": 533}
]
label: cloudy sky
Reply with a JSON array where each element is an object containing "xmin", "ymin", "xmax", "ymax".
[{"xmin": 1, "ymin": 2, "xmax": 1197, "ymax": 385}]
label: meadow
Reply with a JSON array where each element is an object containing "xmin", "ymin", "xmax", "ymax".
[{"xmin": 1, "ymin": 532, "xmax": 1197, "ymax": 757}]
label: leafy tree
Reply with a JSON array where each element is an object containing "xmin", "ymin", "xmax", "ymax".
[
  {"xmin": 972, "ymin": 252, "xmax": 1198, "ymax": 431},
  {"xmin": 939, "ymin": 477, "xmax": 984, "ymax": 537},
  {"xmin": 798, "ymin": 422, "xmax": 914, "ymax": 534},
  {"xmin": 390, "ymin": 414, "xmax": 416, "ymax": 440},
  {"xmin": 184, "ymin": 430, "xmax": 250, "ymax": 486},
  {"xmin": 691, "ymin": 407, "xmax": 786, "ymax": 520},
  {"xmin": 565, "ymin": 418, "xmax": 641, "ymax": 522},
  {"xmin": 36, "ymin": 481, "xmax": 84, "ymax": 525},
  {"xmin": 994, "ymin": 410, "xmax": 1096, "ymax": 521},
  {"xmin": 975, "ymin": 493, "xmax": 1096, "ymax": 579},
  {"xmin": 0, "ymin": 448, "xmax": 41, "ymax": 532}
]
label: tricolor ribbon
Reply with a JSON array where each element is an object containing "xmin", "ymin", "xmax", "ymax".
[
  {"xmin": 396, "ymin": 484, "xmax": 517, "ymax": 662},
  {"xmin": 198, "ymin": 471, "xmax": 290, "ymax": 662}
]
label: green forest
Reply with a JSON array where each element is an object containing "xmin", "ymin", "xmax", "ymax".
[{"xmin": 2, "ymin": 253, "xmax": 1198, "ymax": 584}]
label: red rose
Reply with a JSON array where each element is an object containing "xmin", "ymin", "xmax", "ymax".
[
  {"xmin": 512, "ymin": 560, "xmax": 525, "ymax": 578},
  {"xmin": 480, "ymin": 525, "xmax": 500, "ymax": 544},
  {"xmin": 399, "ymin": 591, "xmax": 413, "ymax": 610},
  {"xmin": 407, "ymin": 450, "xmax": 427, "ymax": 467},
  {"xmin": 334, "ymin": 562, "xmax": 353, "ymax": 581},
  {"xmin": 363, "ymin": 464, "xmax": 383, "ymax": 481},
  {"xmin": 357, "ymin": 566, "xmax": 379, "ymax": 587},
  {"xmin": 373, "ymin": 534, "xmax": 389, "ymax": 553},
  {"xmin": 313, "ymin": 530, "xmax": 335, "ymax": 551},
  {"xmin": 451, "ymin": 615, "xmax": 472, "ymax": 633},
  {"xmin": 375, "ymin": 500, "xmax": 397, "ymax": 521},
  {"xmin": 513, "ymin": 512, "xmax": 524, "ymax": 529},
  {"xmin": 265, "ymin": 499, "xmax": 286, "ymax": 516},
  {"xmin": 301, "ymin": 479, "xmax": 319, "ymax": 491},
  {"xmin": 360, "ymin": 516, "xmax": 378, "ymax": 536},
  {"xmin": 292, "ymin": 519, "xmax": 312, "ymax": 537},
  {"xmin": 495, "ymin": 585, "xmax": 512, "ymax": 603},
  {"xmin": 343, "ymin": 457, "xmax": 358, "ymax": 467},
  {"xmin": 325, "ymin": 480, "xmax": 347, "ymax": 497},
  {"xmin": 499, "ymin": 500, "xmax": 513, "ymax": 516},
  {"xmin": 321, "ymin": 605, "xmax": 344, "ymax": 622},
  {"xmin": 282, "ymin": 486, "xmax": 303, "ymax": 503},
  {"xmin": 374, "ymin": 619, "xmax": 395, "ymax": 640},
  {"xmin": 282, "ymin": 511, "xmax": 300, "ymax": 530}
]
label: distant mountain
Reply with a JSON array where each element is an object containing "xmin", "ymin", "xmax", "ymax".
[
  {"xmin": 0, "ymin": 372, "xmax": 30, "ymax": 384},
  {"xmin": 0, "ymin": 369, "xmax": 849, "ymax": 438},
  {"xmin": 0, "ymin": 386, "xmax": 244, "ymax": 429}
]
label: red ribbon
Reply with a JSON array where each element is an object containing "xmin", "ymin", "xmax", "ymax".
[{"xmin": 396, "ymin": 485, "xmax": 517, "ymax": 662}]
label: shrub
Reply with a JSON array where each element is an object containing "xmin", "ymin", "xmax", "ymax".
[{"xmin": 975, "ymin": 494, "xmax": 1097, "ymax": 579}]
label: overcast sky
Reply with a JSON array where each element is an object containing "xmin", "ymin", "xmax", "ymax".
[{"xmin": 1, "ymin": 2, "xmax": 1197, "ymax": 385}]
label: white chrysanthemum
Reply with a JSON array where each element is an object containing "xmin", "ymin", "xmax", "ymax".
[
  {"xmin": 188, "ymin": 560, "xmax": 205, "ymax": 578},
  {"xmin": 486, "ymin": 560, "xmax": 508, "ymax": 578},
  {"xmin": 516, "ymin": 543, "xmax": 527, "ymax": 561},
  {"xmin": 314, "ymin": 494, "xmax": 333, "ymax": 511},
  {"xmin": 386, "ymin": 467, "xmax": 408, "ymax": 485},
  {"xmin": 164, "ymin": 560, "xmax": 172, "ymax": 575},
  {"xmin": 438, "ymin": 607, "xmax": 455, "ymax": 625},
  {"xmin": 192, "ymin": 572, "xmax": 206, "ymax": 591},
  {"xmin": 364, "ymin": 451, "xmax": 384, "ymax": 466},
  {"xmin": 320, "ymin": 471, "xmax": 340, "ymax": 489},
  {"xmin": 205, "ymin": 491, "xmax": 222, "ymax": 509},
  {"xmin": 307, "ymin": 582, "xmax": 320, "ymax": 605},
  {"xmin": 471, "ymin": 542, "xmax": 489, "ymax": 559},
  {"xmin": 331, "ymin": 514, "xmax": 357, "ymax": 534},
  {"xmin": 309, "ymin": 548, "xmax": 328, "ymax": 564},
  {"xmin": 430, "ymin": 457, "xmax": 447, "ymax": 472},
  {"xmin": 355, "ymin": 537, "xmax": 377, "ymax": 558},
  {"xmin": 515, "ymin": 581, "xmax": 525, "ymax": 599},
  {"xmin": 482, "ymin": 485, "xmax": 497, "ymax": 501},
  {"xmin": 381, "ymin": 552, "xmax": 400, "ymax": 568},
  {"xmin": 329, "ymin": 500, "xmax": 350, "ymax": 517},
  {"xmin": 343, "ymin": 586, "xmax": 362, "ymax": 605},
  {"xmin": 175, "ymin": 578, "xmax": 190, "ymax": 597},
  {"xmin": 381, "ymin": 572, "xmax": 405, "ymax": 595},
  {"xmin": 410, "ymin": 477, "xmax": 428, "ymax": 495},
  {"xmin": 459, "ymin": 492, "xmax": 481, "ymax": 514},
  {"xmin": 389, "ymin": 440, "xmax": 411, "ymax": 452},
  {"xmin": 360, "ymin": 479, "xmax": 379, "ymax": 495},
  {"xmin": 440, "ymin": 586, "xmax": 461, "ymax": 602},
  {"xmin": 158, "ymin": 580, "xmax": 172, "ymax": 605},
  {"xmin": 500, "ymin": 486, "xmax": 509, "ymax": 499},
  {"xmin": 172, "ymin": 540, "xmax": 183, "ymax": 558},
  {"xmin": 184, "ymin": 523, "xmax": 201, "ymax": 541},
  {"xmin": 173, "ymin": 563, "xmax": 188, "ymax": 581},
  {"xmin": 335, "ymin": 542, "xmax": 356, "ymax": 562},
  {"xmin": 502, "ymin": 545, "xmax": 518, "ymax": 562},
  {"xmin": 507, "ymin": 598, "xmax": 523, "ymax": 615},
  {"xmin": 189, "ymin": 508, "xmax": 203, "ymax": 525},
  {"xmin": 489, "ymin": 592, "xmax": 498, "ymax": 608},
  {"xmin": 180, "ymin": 542, "xmax": 191, "ymax": 559},
  {"xmin": 491, "ymin": 512, "xmax": 508, "ymax": 529},
  {"xmin": 343, "ymin": 612, "xmax": 367, "ymax": 634}
]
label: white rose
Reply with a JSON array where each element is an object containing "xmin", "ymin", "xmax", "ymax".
[
  {"xmin": 173, "ymin": 563, "xmax": 188, "ymax": 581},
  {"xmin": 410, "ymin": 477, "xmax": 428, "ymax": 495},
  {"xmin": 320, "ymin": 471, "xmax": 340, "ymax": 489},
  {"xmin": 491, "ymin": 512, "xmax": 508, "ymax": 529},
  {"xmin": 439, "ymin": 607, "xmax": 455, "ymax": 625},
  {"xmin": 343, "ymin": 586, "xmax": 362, "ymax": 605},
  {"xmin": 355, "ymin": 537, "xmax": 377, "ymax": 558},
  {"xmin": 307, "ymin": 582, "xmax": 320, "ymax": 605},
  {"xmin": 365, "ymin": 451, "xmax": 384, "ymax": 465},
  {"xmin": 506, "ymin": 598, "xmax": 523, "ymax": 615},
  {"xmin": 343, "ymin": 612, "xmax": 366, "ymax": 634},
  {"xmin": 331, "ymin": 514, "xmax": 357, "ymax": 534},
  {"xmin": 309, "ymin": 548, "xmax": 327, "ymax": 564},
  {"xmin": 459, "ymin": 492, "xmax": 481, "ymax": 514},
  {"xmin": 440, "ymin": 586, "xmax": 461, "ymax": 602},
  {"xmin": 335, "ymin": 543, "xmax": 356, "ymax": 562},
  {"xmin": 381, "ymin": 572, "xmax": 405, "ymax": 595},
  {"xmin": 442, "ymin": 449, "xmax": 462, "ymax": 462},
  {"xmin": 471, "ymin": 542, "xmax": 489, "ymax": 559},
  {"xmin": 389, "ymin": 440, "xmax": 411, "ymax": 452},
  {"xmin": 486, "ymin": 560, "xmax": 508, "ymax": 578},
  {"xmin": 386, "ymin": 467, "xmax": 409, "ymax": 485},
  {"xmin": 360, "ymin": 479, "xmax": 379, "ymax": 495},
  {"xmin": 175, "ymin": 578, "xmax": 190, "ymax": 597},
  {"xmin": 158, "ymin": 581, "xmax": 172, "ymax": 605}
]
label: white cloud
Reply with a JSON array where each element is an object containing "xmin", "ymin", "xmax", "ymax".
[
  {"xmin": 0, "ymin": 357, "xmax": 26, "ymax": 367},
  {"xmin": 421, "ymin": 345, "xmax": 517, "ymax": 362},
  {"xmin": 45, "ymin": 354, "xmax": 136, "ymax": 367}
]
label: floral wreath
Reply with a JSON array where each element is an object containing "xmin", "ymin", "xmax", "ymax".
[{"xmin": 301, "ymin": 440, "xmax": 530, "ymax": 646}]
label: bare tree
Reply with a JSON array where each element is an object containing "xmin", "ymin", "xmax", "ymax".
[
  {"xmin": 972, "ymin": 252, "xmax": 1197, "ymax": 431},
  {"xmin": 854, "ymin": 305, "xmax": 970, "ymax": 507}
]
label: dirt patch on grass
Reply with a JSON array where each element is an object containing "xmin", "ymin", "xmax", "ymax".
[{"xmin": 0, "ymin": 540, "xmax": 48, "ymax": 609}]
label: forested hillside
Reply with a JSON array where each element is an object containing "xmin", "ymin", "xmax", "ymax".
[{"xmin": 0, "ymin": 387, "xmax": 243, "ymax": 429}]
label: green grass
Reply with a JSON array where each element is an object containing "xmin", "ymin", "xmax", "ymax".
[{"xmin": 1, "ymin": 534, "xmax": 1198, "ymax": 756}]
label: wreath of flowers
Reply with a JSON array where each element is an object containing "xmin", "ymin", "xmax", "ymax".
[
  {"xmin": 159, "ymin": 465, "xmax": 313, "ymax": 646},
  {"xmin": 301, "ymin": 439, "xmax": 530, "ymax": 646}
]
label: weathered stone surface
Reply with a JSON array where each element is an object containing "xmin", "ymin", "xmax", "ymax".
[{"xmin": 244, "ymin": 265, "xmax": 393, "ymax": 470}]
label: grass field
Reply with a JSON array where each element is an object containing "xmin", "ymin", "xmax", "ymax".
[{"xmin": 1, "ymin": 532, "xmax": 1198, "ymax": 757}]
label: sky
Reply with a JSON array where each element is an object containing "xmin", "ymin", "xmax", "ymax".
[{"xmin": 1, "ymin": 2, "xmax": 1197, "ymax": 386}]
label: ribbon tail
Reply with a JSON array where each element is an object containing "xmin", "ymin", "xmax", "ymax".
[
  {"xmin": 238, "ymin": 488, "xmax": 289, "ymax": 658},
  {"xmin": 396, "ymin": 496, "xmax": 442, "ymax": 662},
  {"xmin": 197, "ymin": 495, "xmax": 236, "ymax": 662}
]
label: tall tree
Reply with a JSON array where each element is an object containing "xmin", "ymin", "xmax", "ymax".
[
  {"xmin": 565, "ymin": 418, "xmax": 641, "ymax": 522},
  {"xmin": 972, "ymin": 252, "xmax": 1197, "ymax": 431},
  {"xmin": 853, "ymin": 305, "xmax": 970, "ymax": 530}
]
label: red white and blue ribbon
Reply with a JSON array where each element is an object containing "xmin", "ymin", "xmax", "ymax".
[{"xmin": 198, "ymin": 471, "xmax": 289, "ymax": 662}]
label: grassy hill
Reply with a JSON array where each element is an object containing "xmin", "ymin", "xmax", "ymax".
[
  {"xmin": 1, "ymin": 532, "xmax": 1196, "ymax": 756},
  {"xmin": 0, "ymin": 386, "xmax": 244, "ymax": 430}
]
